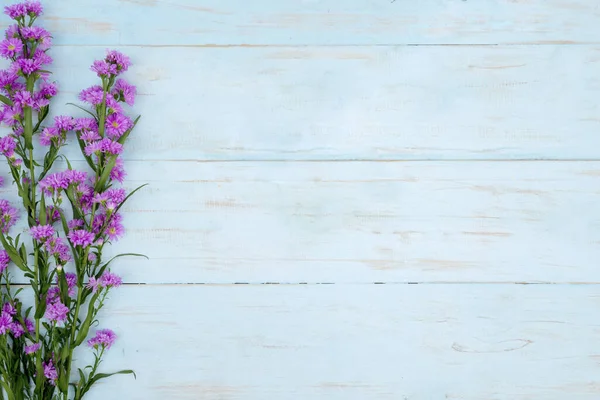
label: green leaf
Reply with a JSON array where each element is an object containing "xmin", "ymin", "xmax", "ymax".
[
  {"xmin": 66, "ymin": 103, "xmax": 98, "ymax": 120},
  {"xmin": 95, "ymin": 156, "xmax": 118, "ymax": 192},
  {"xmin": 117, "ymin": 115, "xmax": 141, "ymax": 145},
  {"xmin": 0, "ymin": 232, "xmax": 27, "ymax": 272},
  {"xmin": 113, "ymin": 183, "xmax": 148, "ymax": 216},
  {"xmin": 0, "ymin": 94, "xmax": 13, "ymax": 107},
  {"xmin": 39, "ymin": 194, "xmax": 47, "ymax": 225},
  {"xmin": 0, "ymin": 379, "xmax": 15, "ymax": 400},
  {"xmin": 89, "ymin": 370, "xmax": 136, "ymax": 386},
  {"xmin": 74, "ymin": 291, "xmax": 101, "ymax": 346},
  {"xmin": 97, "ymin": 253, "xmax": 148, "ymax": 278}
]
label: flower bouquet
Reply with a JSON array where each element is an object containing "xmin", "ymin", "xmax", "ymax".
[{"xmin": 0, "ymin": 1, "xmax": 144, "ymax": 398}]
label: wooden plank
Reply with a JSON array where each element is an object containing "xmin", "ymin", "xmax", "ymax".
[
  {"xmin": 77, "ymin": 284, "xmax": 600, "ymax": 399},
  {"xmin": 8, "ymin": 45, "xmax": 600, "ymax": 161},
  {"xmin": 1, "ymin": 0, "xmax": 599, "ymax": 46},
  {"xmin": 4, "ymin": 160, "xmax": 599, "ymax": 284}
]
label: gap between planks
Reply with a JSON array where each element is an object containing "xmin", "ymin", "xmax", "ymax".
[
  {"xmin": 52, "ymin": 42, "xmax": 600, "ymax": 48},
  {"xmin": 7, "ymin": 282, "xmax": 600, "ymax": 287}
]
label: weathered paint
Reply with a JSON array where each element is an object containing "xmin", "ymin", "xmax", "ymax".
[{"xmin": 0, "ymin": 0, "xmax": 598, "ymax": 398}]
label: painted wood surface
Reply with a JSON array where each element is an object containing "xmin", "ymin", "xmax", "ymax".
[
  {"xmin": 82, "ymin": 285, "xmax": 600, "ymax": 400},
  {"xmin": 1, "ymin": 0, "xmax": 600, "ymax": 46},
  {"xmin": 1, "ymin": 0, "xmax": 599, "ymax": 398},
  {"xmin": 16, "ymin": 45, "xmax": 600, "ymax": 161},
  {"xmin": 4, "ymin": 160, "xmax": 600, "ymax": 284}
]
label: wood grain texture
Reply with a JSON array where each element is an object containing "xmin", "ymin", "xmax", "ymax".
[
  {"xmin": 1, "ymin": 0, "xmax": 599, "ymax": 45},
  {"xmin": 3, "ymin": 160, "xmax": 596, "ymax": 284},
  {"xmin": 81, "ymin": 284, "xmax": 600, "ymax": 399},
  {"xmin": 8, "ymin": 45, "xmax": 600, "ymax": 161}
]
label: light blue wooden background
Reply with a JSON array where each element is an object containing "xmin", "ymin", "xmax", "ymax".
[{"xmin": 2, "ymin": 0, "xmax": 600, "ymax": 398}]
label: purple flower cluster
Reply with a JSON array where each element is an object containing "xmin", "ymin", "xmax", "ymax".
[
  {"xmin": 0, "ymin": 199, "xmax": 18, "ymax": 233},
  {"xmin": 87, "ymin": 328, "xmax": 117, "ymax": 350},
  {"xmin": 30, "ymin": 223, "xmax": 54, "ymax": 241},
  {"xmin": 44, "ymin": 235, "xmax": 71, "ymax": 264},
  {"xmin": 0, "ymin": 301, "xmax": 33, "ymax": 338},
  {"xmin": 42, "ymin": 359, "xmax": 57, "ymax": 385},
  {"xmin": 4, "ymin": 1, "xmax": 42, "ymax": 20},
  {"xmin": 0, "ymin": 250, "xmax": 9, "ymax": 274},
  {"xmin": 87, "ymin": 271, "xmax": 122, "ymax": 293},
  {"xmin": 44, "ymin": 300, "xmax": 68, "ymax": 323}
]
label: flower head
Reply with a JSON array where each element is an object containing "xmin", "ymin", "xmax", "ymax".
[
  {"xmin": 113, "ymin": 79, "xmax": 136, "ymax": 106},
  {"xmin": 0, "ymin": 38, "xmax": 21, "ymax": 59},
  {"xmin": 30, "ymin": 224, "xmax": 55, "ymax": 241},
  {"xmin": 0, "ymin": 312, "xmax": 12, "ymax": 335},
  {"xmin": 67, "ymin": 229, "xmax": 94, "ymax": 247},
  {"xmin": 44, "ymin": 301, "xmax": 68, "ymax": 323},
  {"xmin": 25, "ymin": 342, "xmax": 41, "ymax": 354},
  {"xmin": 79, "ymin": 85, "xmax": 104, "ymax": 105},
  {"xmin": 42, "ymin": 359, "xmax": 58, "ymax": 385},
  {"xmin": 87, "ymin": 328, "xmax": 117, "ymax": 350},
  {"xmin": 105, "ymin": 50, "xmax": 130, "ymax": 74},
  {"xmin": 0, "ymin": 199, "xmax": 18, "ymax": 233},
  {"xmin": 39, "ymin": 172, "xmax": 68, "ymax": 195},
  {"xmin": 0, "ymin": 250, "xmax": 10, "ymax": 274},
  {"xmin": 105, "ymin": 113, "xmax": 133, "ymax": 139},
  {"xmin": 100, "ymin": 271, "xmax": 122, "ymax": 288},
  {"xmin": 0, "ymin": 136, "xmax": 16, "ymax": 157}
]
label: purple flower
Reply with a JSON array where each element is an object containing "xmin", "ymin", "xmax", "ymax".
[
  {"xmin": 0, "ymin": 199, "xmax": 18, "ymax": 233},
  {"xmin": 15, "ymin": 57, "xmax": 42, "ymax": 75},
  {"xmin": 46, "ymin": 286, "xmax": 59, "ymax": 304},
  {"xmin": 39, "ymin": 172, "xmax": 68, "ymax": 195},
  {"xmin": 87, "ymin": 328, "xmax": 117, "ymax": 350},
  {"xmin": 54, "ymin": 115, "xmax": 75, "ymax": 131},
  {"xmin": 1, "ymin": 105, "xmax": 22, "ymax": 126},
  {"xmin": 105, "ymin": 113, "xmax": 133, "ymax": 139},
  {"xmin": 68, "ymin": 219, "xmax": 84, "ymax": 230},
  {"xmin": 91, "ymin": 60, "xmax": 117, "ymax": 77},
  {"xmin": 85, "ymin": 138, "xmax": 123, "ymax": 156},
  {"xmin": 25, "ymin": 318, "xmax": 34, "ymax": 332},
  {"xmin": 110, "ymin": 157, "xmax": 127, "ymax": 183},
  {"xmin": 39, "ymin": 126, "xmax": 61, "ymax": 146},
  {"xmin": 65, "ymin": 272, "xmax": 77, "ymax": 292},
  {"xmin": 30, "ymin": 224, "xmax": 55, "ymax": 241},
  {"xmin": 0, "ymin": 312, "xmax": 12, "ymax": 334},
  {"xmin": 25, "ymin": 342, "xmax": 41, "ymax": 354},
  {"xmin": 0, "ymin": 38, "xmax": 20, "ymax": 59},
  {"xmin": 79, "ymin": 85, "xmax": 104, "ymax": 105},
  {"xmin": 43, "ymin": 359, "xmax": 58, "ymax": 385},
  {"xmin": 10, "ymin": 321, "xmax": 24, "ymax": 337},
  {"xmin": 21, "ymin": 27, "xmax": 50, "ymax": 50},
  {"xmin": 13, "ymin": 90, "xmax": 36, "ymax": 107},
  {"xmin": 107, "ymin": 217, "xmax": 125, "ymax": 241},
  {"xmin": 100, "ymin": 138, "xmax": 123, "ymax": 155},
  {"xmin": 74, "ymin": 117, "xmax": 97, "ymax": 133},
  {"xmin": 105, "ymin": 96, "xmax": 123, "ymax": 114},
  {"xmin": 105, "ymin": 50, "xmax": 131, "ymax": 73},
  {"xmin": 94, "ymin": 188, "xmax": 126, "ymax": 211},
  {"xmin": 63, "ymin": 169, "xmax": 87, "ymax": 186},
  {"xmin": 4, "ymin": 3, "xmax": 27, "ymax": 19},
  {"xmin": 24, "ymin": 1, "xmax": 43, "ymax": 17},
  {"xmin": 44, "ymin": 301, "xmax": 68, "ymax": 323},
  {"xmin": 67, "ymin": 229, "xmax": 94, "ymax": 247},
  {"xmin": 100, "ymin": 271, "xmax": 122, "ymax": 288},
  {"xmin": 2, "ymin": 303, "xmax": 15, "ymax": 316},
  {"xmin": 0, "ymin": 70, "xmax": 19, "ymax": 92},
  {"xmin": 44, "ymin": 237, "xmax": 72, "ymax": 264},
  {"xmin": 55, "ymin": 272, "xmax": 77, "ymax": 296},
  {"xmin": 86, "ymin": 277, "xmax": 100, "ymax": 292},
  {"xmin": 38, "ymin": 80, "xmax": 57, "ymax": 98},
  {"xmin": 0, "ymin": 250, "xmax": 9, "ymax": 274},
  {"xmin": 0, "ymin": 136, "xmax": 16, "ymax": 157},
  {"xmin": 113, "ymin": 79, "xmax": 136, "ymax": 106}
]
